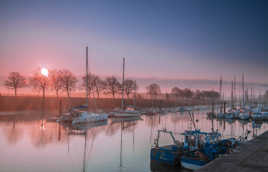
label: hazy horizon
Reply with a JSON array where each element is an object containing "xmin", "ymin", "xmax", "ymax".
[{"xmin": 1, "ymin": 74, "xmax": 267, "ymax": 98}]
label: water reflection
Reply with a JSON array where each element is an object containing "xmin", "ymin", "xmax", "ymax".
[{"xmin": 0, "ymin": 111, "xmax": 268, "ymax": 172}]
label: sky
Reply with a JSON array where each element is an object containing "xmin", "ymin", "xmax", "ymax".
[{"xmin": 0, "ymin": 0, "xmax": 267, "ymax": 83}]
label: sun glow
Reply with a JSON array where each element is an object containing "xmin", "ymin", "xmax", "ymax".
[{"xmin": 41, "ymin": 67, "xmax": 49, "ymax": 77}]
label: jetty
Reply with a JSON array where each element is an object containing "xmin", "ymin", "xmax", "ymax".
[{"xmin": 196, "ymin": 131, "xmax": 268, "ymax": 172}]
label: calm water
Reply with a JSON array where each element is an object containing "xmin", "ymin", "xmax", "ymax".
[{"xmin": 1, "ymin": 110, "xmax": 268, "ymax": 172}]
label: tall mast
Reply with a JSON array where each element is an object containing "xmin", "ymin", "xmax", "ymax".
[
  {"xmin": 219, "ymin": 76, "xmax": 223, "ymax": 99},
  {"xmin": 231, "ymin": 80, "xmax": 234, "ymax": 108},
  {"xmin": 86, "ymin": 46, "xmax": 89, "ymax": 111},
  {"xmin": 234, "ymin": 76, "xmax": 236, "ymax": 106},
  {"xmin": 121, "ymin": 58, "xmax": 125, "ymax": 110},
  {"xmin": 242, "ymin": 73, "xmax": 245, "ymax": 106},
  {"xmin": 219, "ymin": 76, "xmax": 223, "ymax": 113}
]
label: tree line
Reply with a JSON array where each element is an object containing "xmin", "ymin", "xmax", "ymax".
[
  {"xmin": 3, "ymin": 70, "xmax": 137, "ymax": 99},
  {"xmin": 3, "ymin": 70, "xmax": 220, "ymax": 102}
]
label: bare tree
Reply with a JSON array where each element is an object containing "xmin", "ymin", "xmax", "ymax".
[
  {"xmin": 94, "ymin": 76, "xmax": 106, "ymax": 98},
  {"xmin": 59, "ymin": 69, "xmax": 77, "ymax": 97},
  {"xmin": 146, "ymin": 83, "xmax": 161, "ymax": 107},
  {"xmin": 49, "ymin": 70, "xmax": 63, "ymax": 98},
  {"xmin": 82, "ymin": 73, "xmax": 98, "ymax": 98},
  {"xmin": 30, "ymin": 72, "xmax": 49, "ymax": 99},
  {"xmin": 4, "ymin": 72, "xmax": 27, "ymax": 96},
  {"xmin": 182, "ymin": 88, "xmax": 193, "ymax": 99},
  {"xmin": 105, "ymin": 76, "xmax": 120, "ymax": 98},
  {"xmin": 124, "ymin": 79, "xmax": 138, "ymax": 99},
  {"xmin": 264, "ymin": 90, "xmax": 268, "ymax": 102},
  {"xmin": 147, "ymin": 83, "xmax": 161, "ymax": 99},
  {"xmin": 171, "ymin": 87, "xmax": 183, "ymax": 100}
]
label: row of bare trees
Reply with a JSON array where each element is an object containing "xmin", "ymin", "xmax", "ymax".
[
  {"xmin": 4, "ymin": 70, "xmax": 138, "ymax": 99},
  {"xmin": 4, "ymin": 71, "xmax": 220, "ymax": 103}
]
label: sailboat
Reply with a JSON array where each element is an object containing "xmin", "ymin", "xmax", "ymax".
[
  {"xmin": 111, "ymin": 58, "xmax": 141, "ymax": 118},
  {"xmin": 70, "ymin": 47, "xmax": 108, "ymax": 125}
]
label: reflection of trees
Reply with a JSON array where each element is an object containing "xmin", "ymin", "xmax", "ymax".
[
  {"xmin": 2, "ymin": 120, "xmax": 23, "ymax": 145},
  {"xmin": 144, "ymin": 115, "xmax": 159, "ymax": 128},
  {"xmin": 30, "ymin": 121, "xmax": 68, "ymax": 148},
  {"xmin": 105, "ymin": 122, "xmax": 121, "ymax": 136},
  {"xmin": 122, "ymin": 121, "xmax": 138, "ymax": 133}
]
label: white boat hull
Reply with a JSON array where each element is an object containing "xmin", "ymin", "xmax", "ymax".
[
  {"xmin": 181, "ymin": 161, "xmax": 203, "ymax": 170},
  {"xmin": 72, "ymin": 112, "xmax": 108, "ymax": 125},
  {"xmin": 112, "ymin": 112, "xmax": 140, "ymax": 118}
]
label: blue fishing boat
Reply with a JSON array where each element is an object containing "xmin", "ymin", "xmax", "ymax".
[
  {"xmin": 150, "ymin": 129, "xmax": 182, "ymax": 166},
  {"xmin": 180, "ymin": 133, "xmax": 241, "ymax": 170},
  {"xmin": 150, "ymin": 129, "xmax": 221, "ymax": 167}
]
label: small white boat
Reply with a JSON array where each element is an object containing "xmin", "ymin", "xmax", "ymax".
[
  {"xmin": 239, "ymin": 112, "xmax": 250, "ymax": 120},
  {"xmin": 72, "ymin": 112, "xmax": 108, "ymax": 125},
  {"xmin": 111, "ymin": 109, "xmax": 140, "ymax": 118},
  {"xmin": 180, "ymin": 158, "xmax": 206, "ymax": 171}
]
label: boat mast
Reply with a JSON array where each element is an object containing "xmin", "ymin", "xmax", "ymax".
[
  {"xmin": 234, "ymin": 76, "xmax": 236, "ymax": 108},
  {"xmin": 121, "ymin": 58, "xmax": 125, "ymax": 110},
  {"xmin": 242, "ymin": 73, "xmax": 245, "ymax": 107},
  {"xmin": 219, "ymin": 76, "xmax": 223, "ymax": 113},
  {"xmin": 231, "ymin": 80, "xmax": 234, "ymax": 109},
  {"xmin": 86, "ymin": 46, "xmax": 89, "ymax": 111}
]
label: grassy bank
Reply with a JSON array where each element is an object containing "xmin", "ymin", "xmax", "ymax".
[{"xmin": 0, "ymin": 96, "xmax": 208, "ymax": 113}]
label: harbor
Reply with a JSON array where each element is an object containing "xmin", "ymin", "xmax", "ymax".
[{"xmin": 1, "ymin": 1, "xmax": 267, "ymax": 171}]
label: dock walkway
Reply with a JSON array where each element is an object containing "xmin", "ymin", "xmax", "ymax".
[{"xmin": 196, "ymin": 131, "xmax": 268, "ymax": 172}]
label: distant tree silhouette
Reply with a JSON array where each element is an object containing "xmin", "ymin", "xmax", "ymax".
[
  {"xmin": 146, "ymin": 83, "xmax": 161, "ymax": 99},
  {"xmin": 30, "ymin": 71, "xmax": 49, "ymax": 99},
  {"xmin": 146, "ymin": 83, "xmax": 161, "ymax": 107},
  {"xmin": 82, "ymin": 73, "xmax": 98, "ymax": 98},
  {"xmin": 4, "ymin": 72, "xmax": 27, "ymax": 96},
  {"xmin": 124, "ymin": 79, "xmax": 138, "ymax": 99},
  {"xmin": 49, "ymin": 70, "xmax": 63, "ymax": 98},
  {"xmin": 171, "ymin": 87, "xmax": 183, "ymax": 100},
  {"xmin": 105, "ymin": 76, "xmax": 121, "ymax": 98},
  {"xmin": 94, "ymin": 76, "xmax": 106, "ymax": 98},
  {"xmin": 182, "ymin": 88, "xmax": 193, "ymax": 99},
  {"xmin": 59, "ymin": 69, "xmax": 77, "ymax": 97},
  {"xmin": 264, "ymin": 90, "xmax": 268, "ymax": 101},
  {"xmin": 194, "ymin": 90, "xmax": 220, "ymax": 101}
]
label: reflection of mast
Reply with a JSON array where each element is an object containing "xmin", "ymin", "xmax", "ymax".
[
  {"xmin": 211, "ymin": 118, "xmax": 214, "ymax": 132},
  {"xmin": 120, "ymin": 121, "xmax": 123, "ymax": 168},
  {"xmin": 82, "ymin": 131, "xmax": 87, "ymax": 172},
  {"xmin": 58, "ymin": 123, "xmax": 61, "ymax": 141},
  {"xmin": 132, "ymin": 129, "xmax": 135, "ymax": 152},
  {"xmin": 67, "ymin": 130, "xmax": 70, "ymax": 153}
]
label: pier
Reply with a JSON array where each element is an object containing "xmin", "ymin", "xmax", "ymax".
[{"xmin": 196, "ymin": 131, "xmax": 268, "ymax": 172}]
